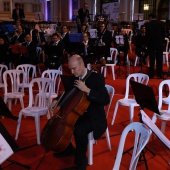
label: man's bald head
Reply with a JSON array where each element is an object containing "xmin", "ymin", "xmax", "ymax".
[{"xmin": 68, "ymin": 55, "xmax": 86, "ymax": 77}]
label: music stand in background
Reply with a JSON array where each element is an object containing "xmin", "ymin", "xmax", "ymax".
[
  {"xmin": 0, "ymin": 96, "xmax": 30, "ymax": 169},
  {"xmin": 10, "ymin": 45, "xmax": 28, "ymax": 57}
]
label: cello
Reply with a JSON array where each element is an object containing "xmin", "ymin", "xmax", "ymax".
[{"xmin": 40, "ymin": 67, "xmax": 95, "ymax": 153}]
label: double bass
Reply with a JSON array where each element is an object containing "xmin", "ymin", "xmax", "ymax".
[{"xmin": 40, "ymin": 68, "xmax": 95, "ymax": 153}]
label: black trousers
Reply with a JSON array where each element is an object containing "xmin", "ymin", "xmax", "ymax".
[
  {"xmin": 74, "ymin": 112, "xmax": 93, "ymax": 166},
  {"xmin": 149, "ymin": 45, "xmax": 163, "ymax": 77}
]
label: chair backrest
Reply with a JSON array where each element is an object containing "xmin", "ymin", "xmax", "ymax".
[
  {"xmin": 110, "ymin": 48, "xmax": 118, "ymax": 64},
  {"xmin": 3, "ymin": 69, "xmax": 25, "ymax": 93},
  {"xmin": 164, "ymin": 38, "xmax": 169, "ymax": 52},
  {"xmin": 105, "ymin": 84, "xmax": 115, "ymax": 118},
  {"xmin": 16, "ymin": 64, "xmax": 36, "ymax": 84},
  {"xmin": 0, "ymin": 64, "xmax": 8, "ymax": 84},
  {"xmin": 29, "ymin": 77, "xmax": 52, "ymax": 108},
  {"xmin": 158, "ymin": 80, "xmax": 170, "ymax": 110},
  {"xmin": 112, "ymin": 122, "xmax": 151, "ymax": 170},
  {"xmin": 42, "ymin": 69, "xmax": 62, "ymax": 95},
  {"xmin": 125, "ymin": 73, "xmax": 149, "ymax": 99}
]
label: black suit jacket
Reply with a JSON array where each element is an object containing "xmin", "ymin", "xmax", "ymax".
[
  {"xmin": 61, "ymin": 32, "xmax": 70, "ymax": 51},
  {"xmin": 12, "ymin": 8, "xmax": 25, "ymax": 21},
  {"xmin": 145, "ymin": 20, "xmax": 165, "ymax": 48},
  {"xmin": 78, "ymin": 8, "xmax": 90, "ymax": 25},
  {"xmin": 61, "ymin": 72, "xmax": 110, "ymax": 139},
  {"xmin": 32, "ymin": 32, "xmax": 46, "ymax": 45}
]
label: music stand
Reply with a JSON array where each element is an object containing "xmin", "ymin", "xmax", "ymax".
[
  {"xmin": 128, "ymin": 80, "xmax": 160, "ymax": 169},
  {"xmin": 10, "ymin": 45, "xmax": 28, "ymax": 56},
  {"xmin": 0, "ymin": 96, "xmax": 30, "ymax": 169}
]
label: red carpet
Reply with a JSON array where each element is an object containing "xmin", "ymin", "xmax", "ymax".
[{"xmin": 1, "ymin": 64, "xmax": 170, "ymax": 170}]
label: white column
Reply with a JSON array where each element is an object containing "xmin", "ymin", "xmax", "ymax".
[
  {"xmin": 10, "ymin": 0, "xmax": 13, "ymax": 18},
  {"xmin": 169, "ymin": 0, "xmax": 170, "ymax": 20},
  {"xmin": 130, "ymin": 0, "xmax": 135, "ymax": 21}
]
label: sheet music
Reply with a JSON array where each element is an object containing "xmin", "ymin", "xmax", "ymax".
[
  {"xmin": 0, "ymin": 133, "xmax": 14, "ymax": 164},
  {"xmin": 115, "ymin": 35, "xmax": 124, "ymax": 45},
  {"xmin": 141, "ymin": 110, "xmax": 170, "ymax": 149}
]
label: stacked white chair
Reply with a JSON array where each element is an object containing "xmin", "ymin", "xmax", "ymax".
[
  {"xmin": 111, "ymin": 73, "xmax": 149, "ymax": 125},
  {"xmin": 16, "ymin": 64, "xmax": 36, "ymax": 92},
  {"xmin": 88, "ymin": 84, "xmax": 114, "ymax": 165},
  {"xmin": 101, "ymin": 48, "xmax": 118, "ymax": 80},
  {"xmin": 15, "ymin": 77, "xmax": 52, "ymax": 144},
  {"xmin": 3, "ymin": 70, "xmax": 25, "ymax": 111}
]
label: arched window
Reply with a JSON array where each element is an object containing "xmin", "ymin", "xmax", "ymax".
[{"xmin": 139, "ymin": 0, "xmax": 156, "ymax": 20}]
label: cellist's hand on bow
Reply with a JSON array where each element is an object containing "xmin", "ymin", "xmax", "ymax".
[{"xmin": 74, "ymin": 80, "xmax": 90, "ymax": 94}]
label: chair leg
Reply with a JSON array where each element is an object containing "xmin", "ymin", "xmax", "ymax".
[
  {"xmin": 88, "ymin": 132, "xmax": 94, "ymax": 165},
  {"xmin": 19, "ymin": 97, "xmax": 24, "ymax": 109},
  {"xmin": 35, "ymin": 115, "xmax": 41, "ymax": 145},
  {"xmin": 8, "ymin": 99, "xmax": 12, "ymax": 111},
  {"xmin": 15, "ymin": 111, "xmax": 23, "ymax": 140},
  {"xmin": 111, "ymin": 101, "xmax": 119, "ymax": 125},
  {"xmin": 129, "ymin": 105, "xmax": 134, "ymax": 123},
  {"xmin": 161, "ymin": 121, "xmax": 166, "ymax": 134},
  {"xmin": 105, "ymin": 127, "xmax": 111, "ymax": 150},
  {"xmin": 111, "ymin": 66, "xmax": 115, "ymax": 80}
]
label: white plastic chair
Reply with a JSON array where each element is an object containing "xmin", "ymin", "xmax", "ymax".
[
  {"xmin": 101, "ymin": 48, "xmax": 118, "ymax": 80},
  {"xmin": 3, "ymin": 70, "xmax": 25, "ymax": 111},
  {"xmin": 15, "ymin": 77, "xmax": 52, "ymax": 144},
  {"xmin": 0, "ymin": 64, "xmax": 8, "ymax": 89},
  {"xmin": 112, "ymin": 122, "xmax": 151, "ymax": 170},
  {"xmin": 152, "ymin": 80, "xmax": 170, "ymax": 134},
  {"xmin": 111, "ymin": 73, "xmax": 149, "ymax": 125},
  {"xmin": 41, "ymin": 69, "xmax": 62, "ymax": 103},
  {"xmin": 88, "ymin": 85, "xmax": 114, "ymax": 165},
  {"xmin": 16, "ymin": 64, "xmax": 36, "ymax": 92}
]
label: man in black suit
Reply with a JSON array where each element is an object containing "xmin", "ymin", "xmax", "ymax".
[
  {"xmin": 44, "ymin": 33, "xmax": 64, "ymax": 69},
  {"xmin": 32, "ymin": 29, "xmax": 46, "ymax": 46},
  {"xmin": 60, "ymin": 25, "xmax": 70, "ymax": 51},
  {"xmin": 53, "ymin": 54, "xmax": 110, "ymax": 170},
  {"xmin": 11, "ymin": 26, "xmax": 25, "ymax": 44},
  {"xmin": 80, "ymin": 32, "xmax": 94, "ymax": 66},
  {"xmin": 145, "ymin": 13, "xmax": 165, "ymax": 78},
  {"xmin": 78, "ymin": 3, "xmax": 90, "ymax": 26},
  {"xmin": 12, "ymin": 3, "xmax": 25, "ymax": 22},
  {"xmin": 134, "ymin": 25, "xmax": 149, "ymax": 65}
]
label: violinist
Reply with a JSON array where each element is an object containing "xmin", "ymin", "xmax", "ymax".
[{"xmin": 52, "ymin": 54, "xmax": 110, "ymax": 170}]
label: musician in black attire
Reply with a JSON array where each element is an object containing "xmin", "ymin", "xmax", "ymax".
[
  {"xmin": 32, "ymin": 29, "xmax": 46, "ymax": 46},
  {"xmin": 95, "ymin": 23, "xmax": 111, "ymax": 61},
  {"xmin": 0, "ymin": 37, "xmax": 11, "ymax": 67},
  {"xmin": 60, "ymin": 25, "xmax": 70, "ymax": 51},
  {"xmin": 134, "ymin": 25, "xmax": 149, "ymax": 65},
  {"xmin": 145, "ymin": 13, "xmax": 165, "ymax": 78},
  {"xmin": 12, "ymin": 3, "xmax": 25, "ymax": 22},
  {"xmin": 80, "ymin": 32, "xmax": 94, "ymax": 66},
  {"xmin": 53, "ymin": 54, "xmax": 110, "ymax": 170},
  {"xmin": 114, "ymin": 29, "xmax": 129, "ymax": 65},
  {"xmin": 78, "ymin": 3, "xmax": 90, "ymax": 26},
  {"xmin": 11, "ymin": 26, "xmax": 25, "ymax": 44},
  {"xmin": 44, "ymin": 33, "xmax": 64, "ymax": 69}
]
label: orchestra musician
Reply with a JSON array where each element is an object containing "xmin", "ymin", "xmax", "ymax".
[
  {"xmin": 32, "ymin": 29, "xmax": 46, "ymax": 46},
  {"xmin": 10, "ymin": 26, "xmax": 25, "ymax": 44},
  {"xmin": 60, "ymin": 25, "xmax": 70, "ymax": 51},
  {"xmin": 78, "ymin": 2, "xmax": 90, "ymax": 26},
  {"xmin": 0, "ymin": 37, "xmax": 11, "ymax": 67},
  {"xmin": 53, "ymin": 54, "xmax": 110, "ymax": 170},
  {"xmin": 44, "ymin": 33, "xmax": 64, "ymax": 69}
]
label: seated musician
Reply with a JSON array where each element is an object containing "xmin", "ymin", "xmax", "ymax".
[
  {"xmin": 96, "ymin": 22, "xmax": 112, "ymax": 60},
  {"xmin": 52, "ymin": 54, "xmax": 110, "ymax": 170},
  {"xmin": 134, "ymin": 25, "xmax": 149, "ymax": 65},
  {"xmin": 60, "ymin": 25, "xmax": 70, "ymax": 52},
  {"xmin": 44, "ymin": 33, "xmax": 64, "ymax": 69},
  {"xmin": 0, "ymin": 37, "xmax": 11, "ymax": 67},
  {"xmin": 10, "ymin": 26, "xmax": 25, "ymax": 44},
  {"xmin": 17, "ymin": 33, "xmax": 37, "ymax": 66},
  {"xmin": 114, "ymin": 28, "xmax": 129, "ymax": 65},
  {"xmin": 80, "ymin": 32, "xmax": 94, "ymax": 66},
  {"xmin": 32, "ymin": 29, "xmax": 46, "ymax": 46}
]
